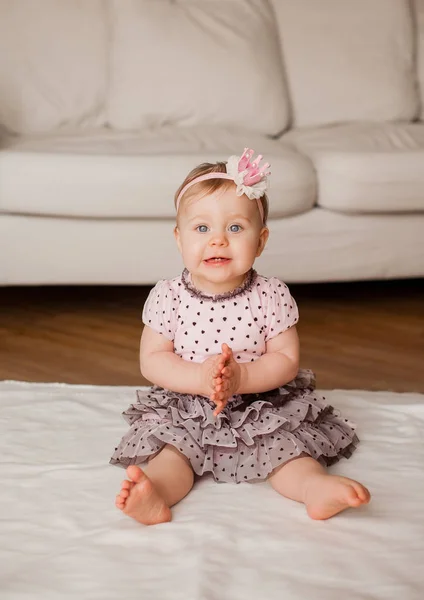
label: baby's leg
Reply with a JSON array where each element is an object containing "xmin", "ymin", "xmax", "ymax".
[
  {"xmin": 268, "ymin": 454, "xmax": 371, "ymax": 520},
  {"xmin": 115, "ymin": 444, "xmax": 194, "ymax": 525}
]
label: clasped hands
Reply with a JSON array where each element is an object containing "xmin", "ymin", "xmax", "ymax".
[{"xmin": 202, "ymin": 343, "xmax": 244, "ymax": 416}]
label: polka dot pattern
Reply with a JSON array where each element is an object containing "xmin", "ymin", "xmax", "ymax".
[
  {"xmin": 141, "ymin": 269, "xmax": 299, "ymax": 368},
  {"xmin": 110, "ymin": 369, "xmax": 359, "ymax": 483}
]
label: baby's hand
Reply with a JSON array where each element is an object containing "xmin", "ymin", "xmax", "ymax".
[
  {"xmin": 211, "ymin": 343, "xmax": 242, "ymax": 416},
  {"xmin": 201, "ymin": 353, "xmax": 230, "ymax": 413}
]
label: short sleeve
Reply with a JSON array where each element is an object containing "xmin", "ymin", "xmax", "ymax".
[
  {"xmin": 264, "ymin": 277, "xmax": 299, "ymax": 342},
  {"xmin": 142, "ymin": 279, "xmax": 179, "ymax": 341}
]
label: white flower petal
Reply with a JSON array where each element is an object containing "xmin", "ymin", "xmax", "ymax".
[{"xmin": 226, "ymin": 155, "xmax": 240, "ymax": 179}]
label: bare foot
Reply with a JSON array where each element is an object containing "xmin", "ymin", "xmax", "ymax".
[
  {"xmin": 304, "ymin": 474, "xmax": 371, "ymax": 520},
  {"xmin": 115, "ymin": 465, "xmax": 171, "ymax": 525}
]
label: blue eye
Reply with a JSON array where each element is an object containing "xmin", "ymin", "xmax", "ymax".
[{"xmin": 195, "ymin": 224, "xmax": 242, "ymax": 233}]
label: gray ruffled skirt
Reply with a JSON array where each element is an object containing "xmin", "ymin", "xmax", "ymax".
[{"xmin": 109, "ymin": 369, "xmax": 359, "ymax": 483}]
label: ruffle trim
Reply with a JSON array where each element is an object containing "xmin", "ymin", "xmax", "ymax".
[
  {"xmin": 181, "ymin": 268, "xmax": 257, "ymax": 302},
  {"xmin": 110, "ymin": 369, "xmax": 359, "ymax": 483}
]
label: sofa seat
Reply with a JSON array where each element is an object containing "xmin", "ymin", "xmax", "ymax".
[
  {"xmin": 0, "ymin": 126, "xmax": 316, "ymax": 219},
  {"xmin": 2, "ymin": 209, "xmax": 423, "ymax": 284},
  {"xmin": 284, "ymin": 123, "xmax": 424, "ymax": 213}
]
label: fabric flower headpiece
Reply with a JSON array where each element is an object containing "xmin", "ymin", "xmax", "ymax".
[{"xmin": 175, "ymin": 148, "xmax": 271, "ymax": 223}]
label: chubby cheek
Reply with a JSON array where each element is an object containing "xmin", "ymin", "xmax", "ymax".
[
  {"xmin": 232, "ymin": 237, "xmax": 258, "ymax": 263},
  {"xmin": 181, "ymin": 236, "xmax": 205, "ymax": 264}
]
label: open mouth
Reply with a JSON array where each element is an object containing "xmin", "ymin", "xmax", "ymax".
[{"xmin": 204, "ymin": 257, "xmax": 230, "ymax": 264}]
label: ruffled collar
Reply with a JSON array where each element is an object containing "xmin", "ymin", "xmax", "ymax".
[{"xmin": 181, "ymin": 268, "xmax": 257, "ymax": 302}]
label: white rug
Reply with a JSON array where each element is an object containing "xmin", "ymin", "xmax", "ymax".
[{"xmin": 1, "ymin": 382, "xmax": 423, "ymax": 600}]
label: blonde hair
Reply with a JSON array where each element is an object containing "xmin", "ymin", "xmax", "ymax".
[{"xmin": 174, "ymin": 161, "xmax": 269, "ymax": 225}]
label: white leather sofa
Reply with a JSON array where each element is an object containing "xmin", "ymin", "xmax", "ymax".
[{"xmin": 1, "ymin": 0, "xmax": 424, "ymax": 285}]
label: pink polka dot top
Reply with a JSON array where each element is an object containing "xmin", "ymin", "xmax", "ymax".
[{"xmin": 142, "ymin": 268, "xmax": 299, "ymax": 364}]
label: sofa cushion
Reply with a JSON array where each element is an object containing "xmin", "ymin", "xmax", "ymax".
[
  {"xmin": 3, "ymin": 210, "xmax": 424, "ymax": 284},
  {"xmin": 107, "ymin": 0, "xmax": 289, "ymax": 136},
  {"xmin": 284, "ymin": 123, "xmax": 424, "ymax": 213},
  {"xmin": 414, "ymin": 0, "xmax": 424, "ymax": 119},
  {"xmin": 271, "ymin": 0, "xmax": 418, "ymax": 127},
  {"xmin": 0, "ymin": 126, "xmax": 315, "ymax": 219},
  {"xmin": 0, "ymin": 0, "xmax": 107, "ymax": 135}
]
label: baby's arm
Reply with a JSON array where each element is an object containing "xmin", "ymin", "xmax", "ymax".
[
  {"xmin": 237, "ymin": 326, "xmax": 300, "ymax": 394},
  {"xmin": 140, "ymin": 325, "xmax": 213, "ymax": 397}
]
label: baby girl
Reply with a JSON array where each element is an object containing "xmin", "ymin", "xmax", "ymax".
[{"xmin": 110, "ymin": 148, "xmax": 371, "ymax": 525}]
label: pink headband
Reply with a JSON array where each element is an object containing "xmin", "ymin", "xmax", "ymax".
[{"xmin": 175, "ymin": 148, "xmax": 270, "ymax": 224}]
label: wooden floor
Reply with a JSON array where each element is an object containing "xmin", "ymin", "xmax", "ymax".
[{"xmin": 1, "ymin": 278, "xmax": 423, "ymax": 392}]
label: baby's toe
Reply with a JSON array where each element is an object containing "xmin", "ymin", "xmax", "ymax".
[
  {"xmin": 348, "ymin": 480, "xmax": 370, "ymax": 503},
  {"xmin": 347, "ymin": 491, "xmax": 362, "ymax": 507},
  {"xmin": 356, "ymin": 483, "xmax": 371, "ymax": 503},
  {"xmin": 342, "ymin": 482, "xmax": 365, "ymax": 507},
  {"xmin": 115, "ymin": 495, "xmax": 125, "ymax": 508}
]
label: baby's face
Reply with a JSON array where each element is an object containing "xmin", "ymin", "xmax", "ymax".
[{"xmin": 174, "ymin": 184, "xmax": 269, "ymax": 293}]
